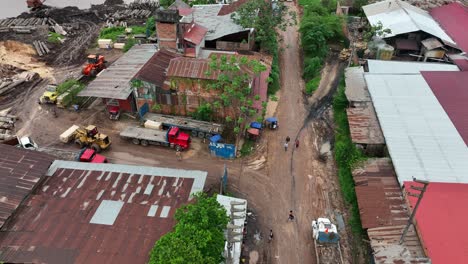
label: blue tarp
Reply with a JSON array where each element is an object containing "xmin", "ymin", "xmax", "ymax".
[
  {"xmin": 210, "ymin": 134, "xmax": 222, "ymax": 143},
  {"xmin": 266, "ymin": 117, "xmax": 277, "ymax": 122},
  {"xmin": 250, "ymin": 122, "xmax": 262, "ymax": 129}
]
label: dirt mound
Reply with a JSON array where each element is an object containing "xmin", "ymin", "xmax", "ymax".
[{"xmin": 0, "ymin": 41, "xmax": 52, "ymax": 78}]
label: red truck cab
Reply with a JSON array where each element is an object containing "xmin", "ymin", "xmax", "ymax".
[
  {"xmin": 167, "ymin": 127, "xmax": 190, "ymax": 150},
  {"xmin": 79, "ymin": 148, "xmax": 108, "ymax": 163}
]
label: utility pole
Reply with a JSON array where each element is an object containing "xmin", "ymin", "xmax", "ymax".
[{"xmin": 400, "ymin": 177, "xmax": 429, "ymax": 244}]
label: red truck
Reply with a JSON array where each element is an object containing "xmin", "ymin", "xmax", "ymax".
[
  {"xmin": 119, "ymin": 126, "xmax": 190, "ymax": 151},
  {"xmin": 77, "ymin": 148, "xmax": 108, "ymax": 163}
]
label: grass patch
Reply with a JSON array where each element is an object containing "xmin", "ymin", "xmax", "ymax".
[
  {"xmin": 333, "ymin": 79, "xmax": 366, "ymax": 235},
  {"xmin": 240, "ymin": 139, "xmax": 254, "ymax": 157},
  {"xmin": 47, "ymin": 32, "xmax": 62, "ymax": 43},
  {"xmin": 305, "ymin": 76, "xmax": 321, "ymax": 95},
  {"xmin": 99, "ymin": 26, "xmax": 146, "ymax": 42}
]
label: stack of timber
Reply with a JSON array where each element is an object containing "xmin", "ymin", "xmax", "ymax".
[
  {"xmin": 33, "ymin": 40, "xmax": 51, "ymax": 57},
  {"xmin": 107, "ymin": 9, "xmax": 153, "ymax": 20},
  {"xmin": 0, "ymin": 70, "xmax": 41, "ymax": 110},
  {"xmin": 0, "ymin": 114, "xmax": 17, "ymax": 141},
  {"xmin": 0, "ymin": 17, "xmax": 55, "ymax": 33}
]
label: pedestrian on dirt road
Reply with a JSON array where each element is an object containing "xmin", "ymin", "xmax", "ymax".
[
  {"xmin": 286, "ymin": 136, "xmax": 291, "ymax": 143},
  {"xmin": 288, "ymin": 210, "xmax": 295, "ymax": 221},
  {"xmin": 268, "ymin": 229, "xmax": 274, "ymax": 242},
  {"xmin": 176, "ymin": 149, "xmax": 182, "ymax": 161},
  {"xmin": 284, "ymin": 142, "xmax": 289, "ymax": 151},
  {"xmin": 295, "ymin": 139, "xmax": 299, "ymax": 148}
]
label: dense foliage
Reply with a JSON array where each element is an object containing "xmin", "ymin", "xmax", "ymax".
[
  {"xmin": 203, "ymin": 55, "xmax": 266, "ymax": 134},
  {"xmin": 299, "ymin": 0, "xmax": 344, "ymax": 94},
  {"xmin": 149, "ymin": 193, "xmax": 229, "ymax": 264},
  {"xmin": 332, "ymin": 79, "xmax": 365, "ymax": 235},
  {"xmin": 233, "ymin": 0, "xmax": 296, "ymax": 95},
  {"xmin": 191, "ymin": 102, "xmax": 213, "ymax": 121}
]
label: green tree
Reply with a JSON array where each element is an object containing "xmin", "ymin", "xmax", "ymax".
[
  {"xmin": 150, "ymin": 233, "xmax": 204, "ymax": 264},
  {"xmin": 192, "ymin": 102, "xmax": 213, "ymax": 121},
  {"xmin": 149, "ymin": 193, "xmax": 229, "ymax": 264},
  {"xmin": 363, "ymin": 21, "xmax": 392, "ymax": 42},
  {"xmin": 205, "ymin": 55, "xmax": 266, "ymax": 135}
]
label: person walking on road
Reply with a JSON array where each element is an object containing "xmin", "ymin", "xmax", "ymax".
[
  {"xmin": 176, "ymin": 149, "xmax": 182, "ymax": 161},
  {"xmin": 286, "ymin": 136, "xmax": 291, "ymax": 143},
  {"xmin": 288, "ymin": 210, "xmax": 295, "ymax": 221},
  {"xmin": 295, "ymin": 139, "xmax": 299, "ymax": 148},
  {"xmin": 284, "ymin": 141, "xmax": 289, "ymax": 151},
  {"xmin": 268, "ymin": 229, "xmax": 274, "ymax": 243}
]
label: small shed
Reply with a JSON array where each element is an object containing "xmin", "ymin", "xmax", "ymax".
[{"xmin": 78, "ymin": 44, "xmax": 157, "ymax": 112}]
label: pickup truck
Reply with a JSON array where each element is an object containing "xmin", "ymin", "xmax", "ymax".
[
  {"xmin": 77, "ymin": 148, "xmax": 108, "ymax": 163},
  {"xmin": 120, "ymin": 125, "xmax": 190, "ymax": 151}
]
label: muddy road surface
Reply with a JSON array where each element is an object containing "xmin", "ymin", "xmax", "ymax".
[{"xmin": 235, "ymin": 3, "xmax": 351, "ymax": 263}]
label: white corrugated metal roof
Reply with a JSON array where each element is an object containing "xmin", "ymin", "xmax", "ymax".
[
  {"xmin": 363, "ymin": 0, "xmax": 456, "ymax": 46},
  {"xmin": 216, "ymin": 195, "xmax": 247, "ymax": 264},
  {"xmin": 365, "ymin": 73, "xmax": 468, "ymax": 184},
  {"xmin": 367, "ymin": 60, "xmax": 460, "ymax": 73},
  {"xmin": 47, "ymin": 160, "xmax": 207, "ymax": 195},
  {"xmin": 344, "ymin": 66, "xmax": 370, "ymax": 103},
  {"xmin": 180, "ymin": 4, "xmax": 249, "ymax": 41}
]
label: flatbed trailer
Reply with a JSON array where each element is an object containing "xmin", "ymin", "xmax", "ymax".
[
  {"xmin": 119, "ymin": 126, "xmax": 190, "ymax": 150},
  {"xmin": 144, "ymin": 113, "xmax": 224, "ymax": 139},
  {"xmin": 313, "ymin": 240, "xmax": 343, "ymax": 264}
]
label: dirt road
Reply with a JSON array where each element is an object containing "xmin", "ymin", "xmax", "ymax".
[{"xmin": 236, "ymin": 3, "xmax": 350, "ymax": 263}]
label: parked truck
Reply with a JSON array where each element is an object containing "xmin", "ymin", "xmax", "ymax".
[
  {"xmin": 77, "ymin": 148, "xmax": 108, "ymax": 163},
  {"xmin": 144, "ymin": 113, "xmax": 223, "ymax": 139},
  {"xmin": 311, "ymin": 218, "xmax": 343, "ymax": 264},
  {"xmin": 120, "ymin": 125, "xmax": 190, "ymax": 151}
]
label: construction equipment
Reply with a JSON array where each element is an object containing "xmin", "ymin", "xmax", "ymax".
[
  {"xmin": 311, "ymin": 218, "xmax": 343, "ymax": 264},
  {"xmin": 60, "ymin": 125, "xmax": 111, "ymax": 153},
  {"xmin": 26, "ymin": 0, "xmax": 45, "ymax": 9},
  {"xmin": 39, "ymin": 84, "xmax": 58, "ymax": 104},
  {"xmin": 82, "ymin": 54, "xmax": 106, "ymax": 77},
  {"xmin": 120, "ymin": 123, "xmax": 190, "ymax": 151}
]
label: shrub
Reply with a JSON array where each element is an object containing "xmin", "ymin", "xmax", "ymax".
[
  {"xmin": 47, "ymin": 32, "xmax": 62, "ymax": 44},
  {"xmin": 305, "ymin": 76, "xmax": 321, "ymax": 94},
  {"xmin": 303, "ymin": 56, "xmax": 323, "ymax": 80}
]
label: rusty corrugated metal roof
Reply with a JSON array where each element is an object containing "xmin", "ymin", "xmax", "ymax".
[
  {"xmin": 218, "ymin": 0, "xmax": 250, "ymax": 16},
  {"xmin": 167, "ymin": 57, "xmax": 217, "ymax": 80},
  {"xmin": 346, "ymin": 104, "xmax": 385, "ymax": 145},
  {"xmin": 134, "ymin": 49, "xmax": 181, "ymax": 88},
  {"xmin": 368, "ymin": 225, "xmax": 431, "ymax": 264},
  {"xmin": 184, "ymin": 23, "xmax": 208, "ymax": 45},
  {"xmin": 0, "ymin": 145, "xmax": 54, "ymax": 229},
  {"xmin": 352, "ymin": 158, "xmax": 407, "ymax": 229},
  {"xmin": 0, "ymin": 161, "xmax": 207, "ymax": 264}
]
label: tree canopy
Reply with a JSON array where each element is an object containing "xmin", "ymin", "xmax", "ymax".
[
  {"xmin": 204, "ymin": 54, "xmax": 266, "ymax": 134},
  {"xmin": 149, "ymin": 193, "xmax": 229, "ymax": 264}
]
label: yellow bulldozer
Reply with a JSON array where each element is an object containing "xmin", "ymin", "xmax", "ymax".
[{"xmin": 60, "ymin": 125, "xmax": 111, "ymax": 152}]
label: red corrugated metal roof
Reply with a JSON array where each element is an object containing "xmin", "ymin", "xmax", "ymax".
[
  {"xmin": 0, "ymin": 145, "xmax": 54, "ymax": 229},
  {"xmin": 0, "ymin": 166, "xmax": 195, "ymax": 264},
  {"xmin": 430, "ymin": 3, "xmax": 468, "ymax": 52},
  {"xmin": 178, "ymin": 8, "xmax": 193, "ymax": 16},
  {"xmin": 218, "ymin": 0, "xmax": 250, "ymax": 16},
  {"xmin": 421, "ymin": 71, "xmax": 468, "ymax": 145},
  {"xmin": 404, "ymin": 182, "xmax": 468, "ymax": 264},
  {"xmin": 134, "ymin": 49, "xmax": 181, "ymax": 87},
  {"xmin": 453, "ymin": 58, "xmax": 468, "ymax": 71},
  {"xmin": 184, "ymin": 23, "xmax": 208, "ymax": 45}
]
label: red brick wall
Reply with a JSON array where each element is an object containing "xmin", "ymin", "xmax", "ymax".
[{"xmin": 156, "ymin": 22, "xmax": 177, "ymax": 49}]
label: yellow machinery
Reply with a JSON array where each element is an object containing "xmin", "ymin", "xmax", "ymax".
[
  {"xmin": 39, "ymin": 84, "xmax": 58, "ymax": 104},
  {"xmin": 60, "ymin": 125, "xmax": 111, "ymax": 152}
]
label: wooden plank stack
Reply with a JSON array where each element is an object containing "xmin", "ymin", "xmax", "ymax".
[
  {"xmin": 32, "ymin": 41, "xmax": 50, "ymax": 57},
  {"xmin": 0, "ymin": 114, "xmax": 17, "ymax": 141},
  {"xmin": 0, "ymin": 17, "xmax": 55, "ymax": 34}
]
